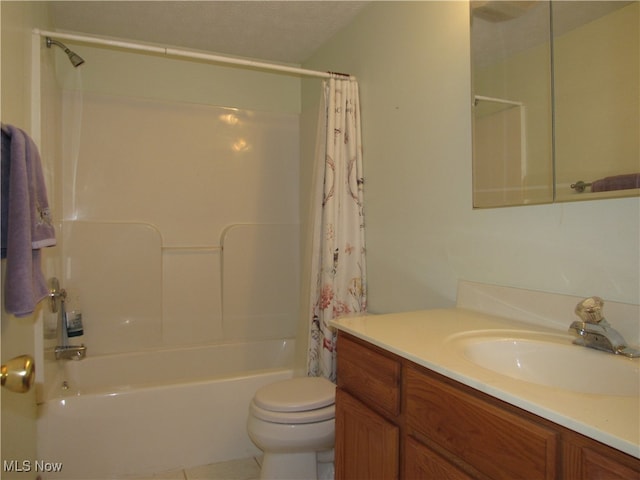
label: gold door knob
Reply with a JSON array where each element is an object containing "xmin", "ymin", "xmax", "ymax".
[{"xmin": 1, "ymin": 355, "xmax": 35, "ymax": 393}]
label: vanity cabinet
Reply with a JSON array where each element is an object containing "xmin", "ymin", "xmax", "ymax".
[
  {"xmin": 405, "ymin": 363, "xmax": 558, "ymax": 479},
  {"xmin": 335, "ymin": 389, "xmax": 400, "ymax": 479},
  {"xmin": 335, "ymin": 331, "xmax": 640, "ymax": 480},
  {"xmin": 335, "ymin": 332, "xmax": 401, "ymax": 480}
]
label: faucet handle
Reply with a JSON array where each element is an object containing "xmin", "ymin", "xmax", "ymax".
[{"xmin": 575, "ymin": 296, "xmax": 605, "ymax": 324}]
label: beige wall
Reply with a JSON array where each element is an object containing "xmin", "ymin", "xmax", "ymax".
[{"xmin": 301, "ymin": 2, "xmax": 639, "ymax": 324}]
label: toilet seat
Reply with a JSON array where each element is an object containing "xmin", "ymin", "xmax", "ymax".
[
  {"xmin": 254, "ymin": 377, "xmax": 335, "ymax": 412},
  {"xmin": 250, "ymin": 401, "xmax": 335, "ymax": 424},
  {"xmin": 251, "ymin": 377, "xmax": 336, "ymax": 424}
]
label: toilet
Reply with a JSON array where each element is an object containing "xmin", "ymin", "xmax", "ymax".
[{"xmin": 247, "ymin": 376, "xmax": 336, "ymax": 480}]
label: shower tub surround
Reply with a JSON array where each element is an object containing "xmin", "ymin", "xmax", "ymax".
[
  {"xmin": 39, "ymin": 60, "xmax": 303, "ymax": 478},
  {"xmin": 55, "ymin": 92, "xmax": 300, "ymax": 356},
  {"xmin": 37, "ymin": 338, "xmax": 295, "ymax": 479}
]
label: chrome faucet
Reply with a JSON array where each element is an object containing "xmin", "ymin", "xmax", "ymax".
[
  {"xmin": 568, "ymin": 297, "xmax": 640, "ymax": 358},
  {"xmin": 55, "ymin": 344, "xmax": 87, "ymax": 361}
]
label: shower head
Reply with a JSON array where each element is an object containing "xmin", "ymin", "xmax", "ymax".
[{"xmin": 46, "ymin": 37, "xmax": 85, "ymax": 67}]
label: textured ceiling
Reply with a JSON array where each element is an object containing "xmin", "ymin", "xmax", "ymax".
[{"xmin": 50, "ymin": 1, "xmax": 369, "ymax": 64}]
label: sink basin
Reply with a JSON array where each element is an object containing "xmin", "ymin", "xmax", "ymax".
[{"xmin": 458, "ymin": 333, "xmax": 640, "ymax": 396}]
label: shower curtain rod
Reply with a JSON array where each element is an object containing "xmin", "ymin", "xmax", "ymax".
[{"xmin": 34, "ymin": 29, "xmax": 352, "ymax": 79}]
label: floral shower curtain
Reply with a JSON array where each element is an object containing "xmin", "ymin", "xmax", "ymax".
[{"xmin": 307, "ymin": 77, "xmax": 367, "ymax": 382}]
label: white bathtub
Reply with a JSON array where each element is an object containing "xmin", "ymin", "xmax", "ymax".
[{"xmin": 37, "ymin": 338, "xmax": 295, "ymax": 479}]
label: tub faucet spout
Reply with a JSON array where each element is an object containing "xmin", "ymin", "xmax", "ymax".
[
  {"xmin": 55, "ymin": 345, "xmax": 87, "ymax": 360},
  {"xmin": 569, "ymin": 297, "xmax": 640, "ymax": 358}
]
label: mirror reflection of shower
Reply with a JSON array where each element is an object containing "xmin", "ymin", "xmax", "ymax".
[{"xmin": 46, "ymin": 37, "xmax": 85, "ymax": 67}]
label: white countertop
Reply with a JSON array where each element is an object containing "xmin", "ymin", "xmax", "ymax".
[{"xmin": 331, "ymin": 308, "xmax": 640, "ymax": 459}]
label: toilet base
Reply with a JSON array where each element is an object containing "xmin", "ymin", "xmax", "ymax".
[
  {"xmin": 317, "ymin": 449, "xmax": 335, "ymax": 480},
  {"xmin": 260, "ymin": 451, "xmax": 317, "ymax": 480}
]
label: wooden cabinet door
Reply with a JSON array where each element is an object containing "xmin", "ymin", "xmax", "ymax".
[
  {"xmin": 335, "ymin": 388, "xmax": 400, "ymax": 480},
  {"xmin": 404, "ymin": 436, "xmax": 475, "ymax": 480}
]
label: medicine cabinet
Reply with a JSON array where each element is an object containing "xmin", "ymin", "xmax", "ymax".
[{"xmin": 471, "ymin": 1, "xmax": 639, "ymax": 208}]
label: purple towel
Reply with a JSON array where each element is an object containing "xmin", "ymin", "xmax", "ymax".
[
  {"xmin": 591, "ymin": 173, "xmax": 640, "ymax": 193},
  {"xmin": 1, "ymin": 124, "xmax": 56, "ymax": 317}
]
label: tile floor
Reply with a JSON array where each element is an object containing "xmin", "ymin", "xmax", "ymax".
[{"xmin": 127, "ymin": 457, "xmax": 261, "ymax": 480}]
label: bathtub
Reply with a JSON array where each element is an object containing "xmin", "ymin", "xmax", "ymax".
[{"xmin": 37, "ymin": 338, "xmax": 295, "ymax": 479}]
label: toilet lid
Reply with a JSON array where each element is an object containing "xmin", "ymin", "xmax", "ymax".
[
  {"xmin": 250, "ymin": 400, "xmax": 335, "ymax": 424},
  {"xmin": 253, "ymin": 377, "xmax": 335, "ymax": 413}
]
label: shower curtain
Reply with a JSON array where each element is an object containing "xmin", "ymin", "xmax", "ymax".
[{"xmin": 307, "ymin": 77, "xmax": 367, "ymax": 382}]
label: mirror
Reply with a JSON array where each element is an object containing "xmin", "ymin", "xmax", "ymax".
[{"xmin": 471, "ymin": 1, "xmax": 639, "ymax": 208}]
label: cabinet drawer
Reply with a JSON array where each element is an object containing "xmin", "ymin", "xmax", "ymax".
[
  {"xmin": 405, "ymin": 365, "xmax": 559, "ymax": 480},
  {"xmin": 337, "ymin": 333, "xmax": 401, "ymax": 418}
]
